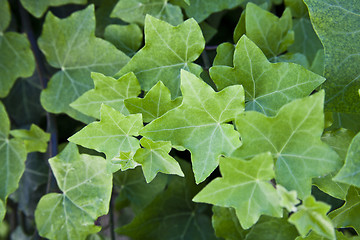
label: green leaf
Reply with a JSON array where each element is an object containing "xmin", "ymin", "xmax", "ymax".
[
  {"xmin": 234, "ymin": 3, "xmax": 294, "ymax": 58},
  {"xmin": 68, "ymin": 104, "xmax": 142, "ymax": 163},
  {"xmin": 193, "ymin": 152, "xmax": 282, "ymax": 229},
  {"xmin": 35, "ymin": 143, "xmax": 113, "ymax": 240},
  {"xmin": 0, "ymin": 0, "xmax": 10, "ymax": 32},
  {"xmin": 71, "ymin": 72, "xmax": 141, "ymax": 119},
  {"xmin": 212, "ymin": 206, "xmax": 247, "ymax": 240},
  {"xmin": 296, "ymin": 230, "xmax": 354, "ymax": 240},
  {"xmin": 284, "ymin": 0, "xmax": 308, "ymax": 18},
  {"xmin": 124, "ymin": 81, "xmax": 182, "ymax": 123},
  {"xmin": 104, "ymin": 24, "xmax": 143, "ymax": 56},
  {"xmin": 0, "ymin": 200, "xmax": 5, "ymax": 222},
  {"xmin": 304, "ymin": 0, "xmax": 360, "ymax": 112},
  {"xmin": 10, "ymin": 124, "xmax": 50, "ymax": 153},
  {"xmin": 111, "ymin": 0, "xmax": 183, "ymax": 26},
  {"xmin": 210, "ymin": 36, "xmax": 324, "ymax": 116},
  {"xmin": 277, "ymin": 185, "xmax": 300, "ymax": 212},
  {"xmin": 334, "ymin": 132, "xmax": 360, "ymax": 187},
  {"xmin": 213, "ymin": 42, "xmax": 235, "ymax": 67},
  {"xmin": 134, "ymin": 137, "xmax": 184, "ymax": 182},
  {"xmin": 20, "ymin": 0, "xmax": 87, "ymax": 18},
  {"xmin": 112, "ymin": 150, "xmax": 140, "ymax": 171},
  {"xmin": 289, "ymin": 195, "xmax": 335, "ymax": 240},
  {"xmin": 39, "ymin": 5, "xmax": 129, "ymax": 122},
  {"xmin": 115, "ymin": 15, "xmax": 205, "ymax": 98},
  {"xmin": 329, "ymin": 186, "xmax": 360, "ymax": 234},
  {"xmin": 141, "ymin": 70, "xmax": 244, "ymax": 183},
  {"xmin": 232, "ymin": 91, "xmax": 341, "ymax": 198}
]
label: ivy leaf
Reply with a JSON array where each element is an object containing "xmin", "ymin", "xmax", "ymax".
[
  {"xmin": 284, "ymin": 0, "xmax": 308, "ymax": 18},
  {"xmin": 289, "ymin": 195, "xmax": 335, "ymax": 240},
  {"xmin": 334, "ymin": 132, "xmax": 360, "ymax": 187},
  {"xmin": 234, "ymin": 3, "xmax": 294, "ymax": 58},
  {"xmin": 210, "ymin": 36, "xmax": 324, "ymax": 116},
  {"xmin": 329, "ymin": 186, "xmax": 360, "ymax": 234},
  {"xmin": 277, "ymin": 185, "xmax": 300, "ymax": 212},
  {"xmin": 213, "ymin": 42, "xmax": 235, "ymax": 67},
  {"xmin": 0, "ymin": 0, "xmax": 35, "ymax": 98},
  {"xmin": 193, "ymin": 152, "xmax": 283, "ymax": 229},
  {"xmin": 70, "ymin": 72, "xmax": 141, "ymax": 119},
  {"xmin": 20, "ymin": 0, "xmax": 87, "ymax": 18},
  {"xmin": 140, "ymin": 70, "xmax": 244, "ymax": 183},
  {"xmin": 304, "ymin": 0, "xmax": 360, "ymax": 112},
  {"xmin": 296, "ymin": 230, "xmax": 354, "ymax": 240},
  {"xmin": 10, "ymin": 124, "xmax": 50, "ymax": 153},
  {"xmin": 115, "ymin": 15, "xmax": 205, "ymax": 98},
  {"xmin": 212, "ymin": 206, "xmax": 247, "ymax": 240},
  {"xmin": 112, "ymin": 150, "xmax": 140, "ymax": 171},
  {"xmin": 35, "ymin": 143, "xmax": 112, "ymax": 240},
  {"xmin": 68, "ymin": 104, "xmax": 143, "ymax": 163},
  {"xmin": 39, "ymin": 5, "xmax": 129, "ymax": 122},
  {"xmin": 134, "ymin": 137, "xmax": 183, "ymax": 183},
  {"xmin": 111, "ymin": 0, "xmax": 183, "ymax": 26},
  {"xmin": 124, "ymin": 81, "xmax": 182, "ymax": 123},
  {"xmin": 0, "ymin": 199, "xmax": 4, "ymax": 221},
  {"xmin": 232, "ymin": 91, "xmax": 341, "ymax": 198}
]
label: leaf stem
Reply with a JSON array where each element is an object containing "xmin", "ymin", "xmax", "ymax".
[{"xmin": 205, "ymin": 45, "xmax": 218, "ymax": 51}]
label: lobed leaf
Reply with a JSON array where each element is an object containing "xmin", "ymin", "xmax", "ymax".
[{"xmin": 10, "ymin": 124, "xmax": 50, "ymax": 153}]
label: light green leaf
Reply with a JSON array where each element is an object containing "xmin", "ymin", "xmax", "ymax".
[
  {"xmin": 10, "ymin": 124, "xmax": 50, "ymax": 153},
  {"xmin": 329, "ymin": 186, "xmax": 360, "ymax": 234},
  {"xmin": 289, "ymin": 195, "xmax": 335, "ymax": 240},
  {"xmin": 232, "ymin": 91, "xmax": 341, "ymax": 198},
  {"xmin": 0, "ymin": 200, "xmax": 5, "ymax": 222},
  {"xmin": 115, "ymin": 15, "xmax": 205, "ymax": 98},
  {"xmin": 104, "ymin": 24, "xmax": 143, "ymax": 56},
  {"xmin": 210, "ymin": 36, "xmax": 324, "ymax": 116},
  {"xmin": 284, "ymin": 0, "xmax": 308, "ymax": 18},
  {"xmin": 71, "ymin": 72, "xmax": 141, "ymax": 119},
  {"xmin": 39, "ymin": 5, "xmax": 129, "ymax": 122},
  {"xmin": 124, "ymin": 81, "xmax": 182, "ymax": 122},
  {"xmin": 193, "ymin": 152, "xmax": 283, "ymax": 229},
  {"xmin": 35, "ymin": 143, "xmax": 112, "ymax": 240},
  {"xmin": 277, "ymin": 185, "xmax": 300, "ymax": 212},
  {"xmin": 213, "ymin": 42, "xmax": 235, "ymax": 67},
  {"xmin": 111, "ymin": 0, "xmax": 183, "ymax": 26},
  {"xmin": 20, "ymin": 0, "xmax": 87, "ymax": 18},
  {"xmin": 68, "ymin": 104, "xmax": 142, "ymax": 162},
  {"xmin": 334, "ymin": 132, "xmax": 360, "ymax": 188},
  {"xmin": 304, "ymin": 0, "xmax": 360, "ymax": 112},
  {"xmin": 112, "ymin": 150, "xmax": 140, "ymax": 171},
  {"xmin": 212, "ymin": 206, "xmax": 247, "ymax": 240},
  {"xmin": 234, "ymin": 3, "xmax": 294, "ymax": 58},
  {"xmin": 296, "ymin": 230, "xmax": 354, "ymax": 240},
  {"xmin": 134, "ymin": 137, "xmax": 183, "ymax": 182},
  {"xmin": 140, "ymin": 70, "xmax": 244, "ymax": 183}
]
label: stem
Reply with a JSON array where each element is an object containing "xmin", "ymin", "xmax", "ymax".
[{"xmin": 205, "ymin": 45, "xmax": 218, "ymax": 51}]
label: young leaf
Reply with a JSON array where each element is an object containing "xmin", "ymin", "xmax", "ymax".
[
  {"xmin": 140, "ymin": 70, "xmax": 244, "ymax": 183},
  {"xmin": 232, "ymin": 91, "xmax": 341, "ymax": 198},
  {"xmin": 111, "ymin": 0, "xmax": 183, "ymax": 26},
  {"xmin": 289, "ymin": 195, "xmax": 335, "ymax": 240},
  {"xmin": 212, "ymin": 206, "xmax": 247, "ymax": 240},
  {"xmin": 210, "ymin": 35, "xmax": 324, "ymax": 116},
  {"xmin": 277, "ymin": 185, "xmax": 300, "ymax": 212},
  {"xmin": 134, "ymin": 137, "xmax": 184, "ymax": 182},
  {"xmin": 113, "ymin": 150, "xmax": 140, "ymax": 171},
  {"xmin": 124, "ymin": 81, "xmax": 182, "ymax": 122},
  {"xmin": 39, "ymin": 5, "xmax": 129, "ymax": 122},
  {"xmin": 115, "ymin": 15, "xmax": 205, "ymax": 98},
  {"xmin": 304, "ymin": 0, "xmax": 360, "ymax": 112},
  {"xmin": 35, "ymin": 143, "xmax": 112, "ymax": 240},
  {"xmin": 213, "ymin": 42, "xmax": 235, "ymax": 67},
  {"xmin": 10, "ymin": 124, "xmax": 50, "ymax": 153},
  {"xmin": 193, "ymin": 152, "xmax": 283, "ymax": 229},
  {"xmin": 70, "ymin": 72, "xmax": 141, "ymax": 119},
  {"xmin": 68, "ymin": 104, "xmax": 142, "ymax": 163}
]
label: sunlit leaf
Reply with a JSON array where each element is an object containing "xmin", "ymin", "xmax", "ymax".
[{"xmin": 10, "ymin": 124, "xmax": 50, "ymax": 153}]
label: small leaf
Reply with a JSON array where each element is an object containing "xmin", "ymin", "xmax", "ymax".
[
  {"xmin": 193, "ymin": 152, "xmax": 283, "ymax": 229},
  {"xmin": 277, "ymin": 185, "xmax": 300, "ymax": 212},
  {"xmin": 213, "ymin": 42, "xmax": 235, "ymax": 67},
  {"xmin": 289, "ymin": 195, "xmax": 335, "ymax": 240},
  {"xmin": 113, "ymin": 150, "xmax": 140, "ymax": 171},
  {"xmin": 10, "ymin": 124, "xmax": 50, "ymax": 153},
  {"xmin": 35, "ymin": 143, "xmax": 113, "ymax": 240},
  {"xmin": 124, "ymin": 81, "xmax": 182, "ymax": 122},
  {"xmin": 212, "ymin": 206, "xmax": 247, "ymax": 240},
  {"xmin": 71, "ymin": 72, "xmax": 141, "ymax": 119}
]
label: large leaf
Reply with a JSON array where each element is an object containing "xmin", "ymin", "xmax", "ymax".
[
  {"xmin": 141, "ymin": 70, "xmax": 244, "ymax": 183},
  {"xmin": 10, "ymin": 124, "xmax": 50, "ymax": 153},
  {"xmin": 71, "ymin": 72, "xmax": 141, "ymax": 119},
  {"xmin": 111, "ymin": 0, "xmax": 183, "ymax": 26},
  {"xmin": 212, "ymin": 206, "xmax": 247, "ymax": 240},
  {"xmin": 35, "ymin": 143, "xmax": 112, "ymax": 240},
  {"xmin": 193, "ymin": 152, "xmax": 283, "ymax": 229},
  {"xmin": 39, "ymin": 5, "xmax": 129, "ymax": 122},
  {"xmin": 0, "ymin": 0, "xmax": 35, "ymax": 98},
  {"xmin": 232, "ymin": 91, "xmax": 341, "ymax": 198},
  {"xmin": 115, "ymin": 15, "xmax": 205, "ymax": 98},
  {"xmin": 304, "ymin": 0, "xmax": 360, "ymax": 112},
  {"xmin": 210, "ymin": 36, "xmax": 324, "ymax": 116}
]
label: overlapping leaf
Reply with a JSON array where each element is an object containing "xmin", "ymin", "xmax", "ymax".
[
  {"xmin": 39, "ymin": 5, "xmax": 129, "ymax": 122},
  {"xmin": 71, "ymin": 72, "xmax": 141, "ymax": 119},
  {"xmin": 193, "ymin": 152, "xmax": 283, "ymax": 229},
  {"xmin": 35, "ymin": 143, "xmax": 112, "ymax": 240},
  {"xmin": 231, "ymin": 92, "xmax": 341, "ymax": 198},
  {"xmin": 277, "ymin": 185, "xmax": 299, "ymax": 212},
  {"xmin": 304, "ymin": 0, "xmax": 360, "ymax": 112},
  {"xmin": 10, "ymin": 124, "xmax": 50, "ymax": 153},
  {"xmin": 212, "ymin": 206, "xmax": 247, "ymax": 240},
  {"xmin": 141, "ymin": 70, "xmax": 244, "ymax": 183},
  {"xmin": 115, "ymin": 15, "xmax": 205, "ymax": 98},
  {"xmin": 210, "ymin": 36, "xmax": 324, "ymax": 116}
]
